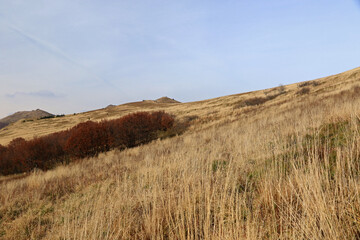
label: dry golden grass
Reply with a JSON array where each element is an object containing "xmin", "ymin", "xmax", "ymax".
[
  {"xmin": 1, "ymin": 66, "xmax": 359, "ymax": 146},
  {"xmin": 1, "ymin": 67, "xmax": 360, "ymax": 239}
]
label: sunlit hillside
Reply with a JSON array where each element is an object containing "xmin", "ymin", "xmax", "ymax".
[
  {"xmin": 1, "ymin": 67, "xmax": 360, "ymax": 146},
  {"xmin": 1, "ymin": 67, "xmax": 360, "ymax": 239}
]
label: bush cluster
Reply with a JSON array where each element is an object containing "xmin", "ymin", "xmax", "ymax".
[
  {"xmin": 239, "ymin": 92, "xmax": 284, "ymax": 108},
  {"xmin": 0, "ymin": 111, "xmax": 174, "ymax": 176},
  {"xmin": 297, "ymin": 80, "xmax": 320, "ymax": 88},
  {"xmin": 297, "ymin": 87, "xmax": 310, "ymax": 95},
  {"xmin": 244, "ymin": 97, "xmax": 268, "ymax": 106},
  {"xmin": 39, "ymin": 114, "xmax": 65, "ymax": 120}
]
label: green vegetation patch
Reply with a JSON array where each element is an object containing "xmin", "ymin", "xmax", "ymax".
[{"xmin": 272, "ymin": 119, "xmax": 358, "ymax": 179}]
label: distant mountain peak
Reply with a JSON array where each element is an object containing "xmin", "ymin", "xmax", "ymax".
[
  {"xmin": 0, "ymin": 109, "xmax": 53, "ymax": 129},
  {"xmin": 155, "ymin": 97, "xmax": 180, "ymax": 104}
]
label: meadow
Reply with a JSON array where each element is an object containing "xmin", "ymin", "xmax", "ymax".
[{"xmin": 1, "ymin": 67, "xmax": 360, "ymax": 239}]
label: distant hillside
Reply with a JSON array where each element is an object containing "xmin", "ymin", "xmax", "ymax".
[
  {"xmin": 1, "ymin": 67, "xmax": 360, "ymax": 146},
  {"xmin": 141, "ymin": 97, "xmax": 180, "ymax": 104},
  {"xmin": 155, "ymin": 97, "xmax": 180, "ymax": 103},
  {"xmin": 0, "ymin": 122, "xmax": 8, "ymax": 129},
  {"xmin": 0, "ymin": 109, "xmax": 53, "ymax": 129}
]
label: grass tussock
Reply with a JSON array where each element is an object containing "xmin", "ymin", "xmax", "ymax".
[
  {"xmin": 233, "ymin": 91, "xmax": 285, "ymax": 109},
  {"xmin": 296, "ymin": 87, "xmax": 310, "ymax": 95}
]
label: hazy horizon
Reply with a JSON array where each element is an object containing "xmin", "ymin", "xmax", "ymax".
[{"xmin": 1, "ymin": 0, "xmax": 360, "ymax": 118}]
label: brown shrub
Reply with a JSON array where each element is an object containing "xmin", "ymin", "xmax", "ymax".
[
  {"xmin": 65, "ymin": 121, "xmax": 112, "ymax": 159},
  {"xmin": 297, "ymin": 87, "xmax": 310, "ymax": 95},
  {"xmin": 298, "ymin": 82, "xmax": 312, "ymax": 88},
  {"xmin": 244, "ymin": 97, "xmax": 268, "ymax": 106},
  {"xmin": 0, "ymin": 111, "xmax": 176, "ymax": 176},
  {"xmin": 109, "ymin": 111, "xmax": 174, "ymax": 148},
  {"xmin": 298, "ymin": 80, "xmax": 319, "ymax": 88},
  {"xmin": 27, "ymin": 130, "xmax": 70, "ymax": 170},
  {"xmin": 0, "ymin": 144, "xmax": 9, "ymax": 175},
  {"xmin": 352, "ymin": 85, "xmax": 360, "ymax": 94},
  {"xmin": 113, "ymin": 113, "xmax": 155, "ymax": 148},
  {"xmin": 6, "ymin": 138, "xmax": 31, "ymax": 174},
  {"xmin": 277, "ymin": 84, "xmax": 286, "ymax": 94}
]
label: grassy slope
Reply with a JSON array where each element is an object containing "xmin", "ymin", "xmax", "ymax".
[
  {"xmin": 1, "ymin": 67, "xmax": 360, "ymax": 239},
  {"xmin": 0, "ymin": 109, "xmax": 53, "ymax": 129},
  {"xmin": 1, "ymin": 67, "xmax": 359, "ymax": 146}
]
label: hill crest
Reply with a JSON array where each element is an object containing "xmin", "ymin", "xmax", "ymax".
[
  {"xmin": 155, "ymin": 97, "xmax": 180, "ymax": 103},
  {"xmin": 0, "ymin": 66, "xmax": 360, "ymax": 145},
  {"xmin": 0, "ymin": 109, "xmax": 53, "ymax": 129}
]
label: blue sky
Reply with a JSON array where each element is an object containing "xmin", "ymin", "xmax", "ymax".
[{"xmin": 0, "ymin": 0, "xmax": 360, "ymax": 118}]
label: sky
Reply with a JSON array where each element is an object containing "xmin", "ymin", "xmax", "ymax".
[{"xmin": 0, "ymin": 0, "xmax": 360, "ymax": 118}]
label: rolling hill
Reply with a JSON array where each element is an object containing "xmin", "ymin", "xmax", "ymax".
[
  {"xmin": 1, "ymin": 67, "xmax": 360, "ymax": 239},
  {"xmin": 1, "ymin": 67, "xmax": 359, "ymax": 146},
  {"xmin": 0, "ymin": 109, "xmax": 53, "ymax": 130}
]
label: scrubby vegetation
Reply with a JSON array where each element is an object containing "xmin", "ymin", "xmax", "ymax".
[
  {"xmin": 0, "ymin": 111, "xmax": 174, "ymax": 175},
  {"xmin": 297, "ymin": 87, "xmax": 310, "ymax": 95},
  {"xmin": 234, "ymin": 91, "xmax": 285, "ymax": 108},
  {"xmin": 298, "ymin": 80, "xmax": 320, "ymax": 88},
  {"xmin": 40, "ymin": 114, "xmax": 65, "ymax": 120}
]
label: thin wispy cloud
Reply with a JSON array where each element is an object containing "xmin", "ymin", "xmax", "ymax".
[
  {"xmin": 6, "ymin": 22, "xmax": 116, "ymax": 89},
  {"xmin": 6, "ymin": 90, "xmax": 65, "ymax": 99},
  {"xmin": 8, "ymin": 24, "xmax": 76, "ymax": 66}
]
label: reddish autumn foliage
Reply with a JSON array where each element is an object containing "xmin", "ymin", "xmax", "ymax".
[
  {"xmin": 6, "ymin": 138, "xmax": 31, "ymax": 174},
  {"xmin": 65, "ymin": 121, "xmax": 112, "ymax": 159},
  {"xmin": 0, "ymin": 111, "xmax": 175, "ymax": 176},
  {"xmin": 107, "ymin": 111, "xmax": 174, "ymax": 148},
  {"xmin": 0, "ymin": 131, "xmax": 71, "ymax": 175},
  {"xmin": 115, "ymin": 112, "xmax": 158, "ymax": 147},
  {"xmin": 26, "ymin": 130, "xmax": 70, "ymax": 170},
  {"xmin": 0, "ymin": 144, "xmax": 11, "ymax": 175},
  {"xmin": 159, "ymin": 112, "xmax": 175, "ymax": 130},
  {"xmin": 150, "ymin": 111, "xmax": 174, "ymax": 130}
]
